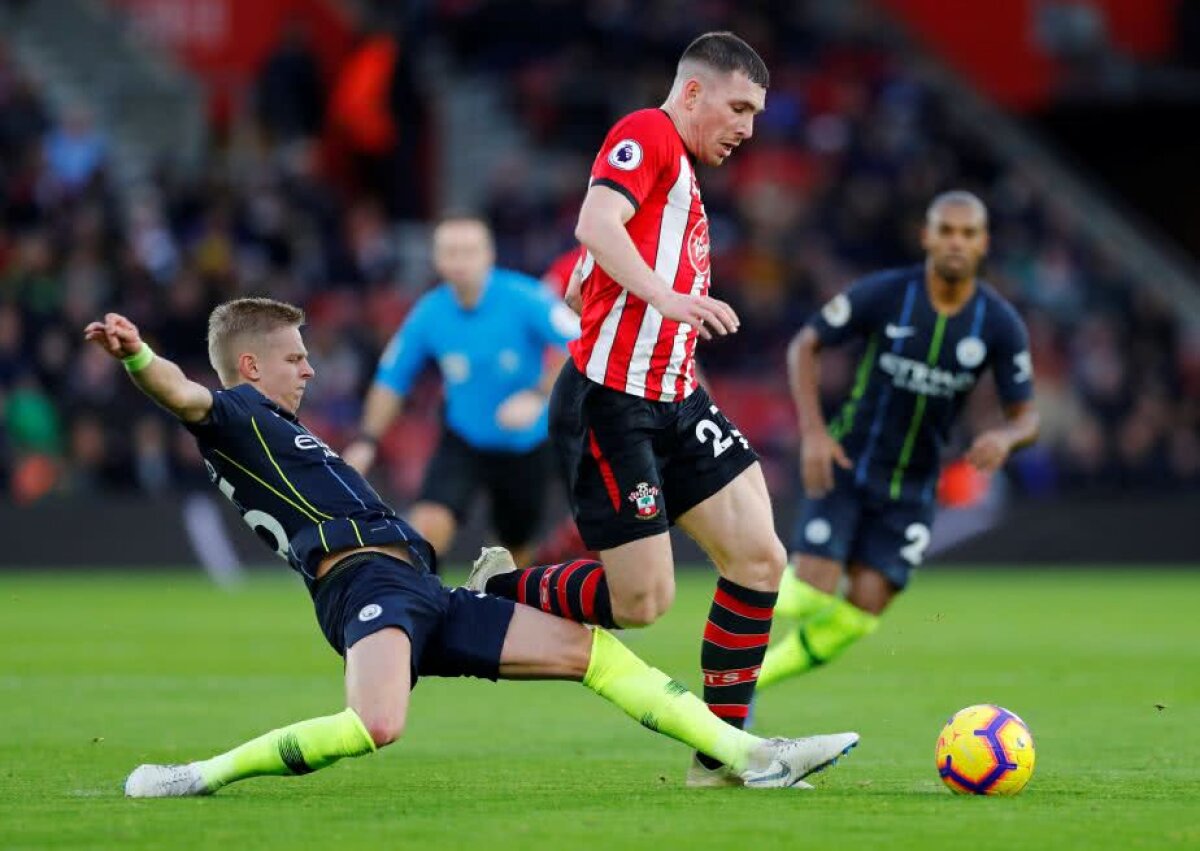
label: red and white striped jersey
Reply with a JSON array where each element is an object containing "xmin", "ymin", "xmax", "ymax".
[{"xmin": 571, "ymin": 109, "xmax": 710, "ymax": 402}]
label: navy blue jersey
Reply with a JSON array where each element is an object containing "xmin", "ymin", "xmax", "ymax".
[
  {"xmin": 185, "ymin": 384, "xmax": 432, "ymax": 589},
  {"xmin": 809, "ymin": 265, "xmax": 1034, "ymax": 505}
]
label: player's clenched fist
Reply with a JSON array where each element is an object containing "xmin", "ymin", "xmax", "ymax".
[
  {"xmin": 800, "ymin": 429, "xmax": 852, "ymax": 498},
  {"xmin": 83, "ymin": 312, "xmax": 144, "ymax": 359}
]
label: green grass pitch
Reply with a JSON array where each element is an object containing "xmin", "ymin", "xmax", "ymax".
[{"xmin": 1, "ymin": 566, "xmax": 1197, "ymax": 850}]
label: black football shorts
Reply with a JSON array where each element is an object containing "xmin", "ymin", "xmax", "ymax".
[{"xmin": 549, "ymin": 361, "xmax": 759, "ymax": 551}]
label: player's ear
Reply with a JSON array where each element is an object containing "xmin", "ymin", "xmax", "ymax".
[
  {"xmin": 683, "ymin": 77, "xmax": 703, "ymax": 109},
  {"xmin": 919, "ymin": 224, "xmax": 932, "ymax": 252},
  {"xmin": 238, "ymin": 351, "xmax": 259, "ymax": 381}
]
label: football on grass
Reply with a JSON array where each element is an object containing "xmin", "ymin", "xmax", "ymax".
[{"xmin": 936, "ymin": 704, "xmax": 1035, "ymax": 795}]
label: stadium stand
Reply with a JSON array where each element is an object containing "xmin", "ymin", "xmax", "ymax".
[{"xmin": 1, "ymin": 0, "xmax": 1197, "ymax": 513}]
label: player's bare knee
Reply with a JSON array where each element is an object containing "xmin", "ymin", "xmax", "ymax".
[
  {"xmin": 727, "ymin": 538, "xmax": 787, "ymax": 591},
  {"xmin": 612, "ymin": 593, "xmax": 667, "ymax": 628},
  {"xmin": 358, "ymin": 712, "xmax": 405, "ymax": 748}
]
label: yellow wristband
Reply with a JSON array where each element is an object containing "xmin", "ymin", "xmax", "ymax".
[{"xmin": 122, "ymin": 343, "xmax": 156, "ymax": 373}]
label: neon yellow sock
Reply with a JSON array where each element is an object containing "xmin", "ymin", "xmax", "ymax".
[
  {"xmin": 758, "ymin": 598, "xmax": 879, "ymax": 690},
  {"xmin": 775, "ymin": 570, "xmax": 836, "ymax": 621},
  {"xmin": 582, "ymin": 628, "xmax": 760, "ymax": 772},
  {"xmin": 197, "ymin": 708, "xmax": 376, "ymax": 790}
]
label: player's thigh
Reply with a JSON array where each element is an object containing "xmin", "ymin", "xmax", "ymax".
[
  {"xmin": 418, "ymin": 588, "xmax": 517, "ymax": 682},
  {"xmin": 496, "ymin": 602, "xmax": 593, "ymax": 680},
  {"xmin": 344, "ymin": 628, "xmax": 412, "ymax": 746},
  {"xmin": 417, "ymin": 429, "xmax": 482, "ymax": 524},
  {"xmin": 315, "ymin": 553, "xmax": 447, "ymax": 740},
  {"xmin": 565, "ymin": 382, "xmax": 671, "ymax": 555},
  {"xmin": 849, "ymin": 501, "xmax": 934, "ymax": 598},
  {"xmin": 675, "ymin": 461, "xmax": 785, "ymax": 592},
  {"xmin": 484, "ymin": 442, "xmax": 551, "ymax": 550},
  {"xmin": 662, "ymin": 387, "xmax": 760, "ymax": 528}
]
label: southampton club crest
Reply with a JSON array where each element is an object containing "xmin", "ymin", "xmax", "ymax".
[{"xmin": 628, "ymin": 482, "xmax": 661, "ymax": 520}]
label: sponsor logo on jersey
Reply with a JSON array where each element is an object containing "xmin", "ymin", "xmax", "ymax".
[
  {"xmin": 879, "ymin": 352, "xmax": 977, "ymax": 398},
  {"xmin": 885, "ymin": 324, "xmax": 916, "ymax": 339},
  {"xmin": 956, "ymin": 336, "xmax": 986, "ymax": 368},
  {"xmin": 294, "ymin": 433, "xmax": 338, "ymax": 458},
  {"xmin": 822, "ymin": 294, "xmax": 851, "ymax": 328},
  {"xmin": 628, "ymin": 482, "xmax": 661, "ymax": 519},
  {"xmin": 358, "ymin": 604, "xmax": 383, "ymax": 622},
  {"xmin": 607, "ymin": 139, "xmax": 643, "ymax": 171},
  {"xmin": 687, "ymin": 218, "xmax": 711, "ymax": 274}
]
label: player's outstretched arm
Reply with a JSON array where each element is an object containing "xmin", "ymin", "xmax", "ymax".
[
  {"xmin": 83, "ymin": 313, "xmax": 213, "ymax": 423},
  {"xmin": 788, "ymin": 327, "xmax": 850, "ymax": 497},
  {"xmin": 575, "ymin": 185, "xmax": 738, "ymax": 339}
]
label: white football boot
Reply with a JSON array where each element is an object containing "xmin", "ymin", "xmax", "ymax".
[
  {"xmin": 124, "ymin": 763, "xmax": 211, "ymax": 798},
  {"xmin": 466, "ymin": 546, "xmax": 518, "ymax": 593},
  {"xmin": 686, "ymin": 753, "xmax": 816, "ymax": 787},
  {"xmin": 739, "ymin": 732, "xmax": 860, "ymax": 788}
]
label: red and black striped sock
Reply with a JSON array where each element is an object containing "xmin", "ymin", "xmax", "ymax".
[
  {"xmin": 484, "ymin": 560, "xmax": 618, "ymax": 629},
  {"xmin": 698, "ymin": 577, "xmax": 777, "ymax": 769}
]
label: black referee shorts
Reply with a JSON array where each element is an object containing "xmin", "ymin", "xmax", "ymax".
[{"xmin": 418, "ymin": 428, "xmax": 553, "ymax": 549}]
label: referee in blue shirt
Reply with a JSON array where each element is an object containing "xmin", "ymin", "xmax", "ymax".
[{"xmin": 344, "ymin": 215, "xmax": 580, "ymax": 568}]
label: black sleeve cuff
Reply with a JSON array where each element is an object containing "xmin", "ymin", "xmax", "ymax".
[{"xmin": 592, "ymin": 178, "xmax": 640, "ymax": 211}]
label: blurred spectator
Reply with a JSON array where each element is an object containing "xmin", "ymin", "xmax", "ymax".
[
  {"xmin": 0, "ymin": 7, "xmax": 1196, "ymax": 507},
  {"xmin": 43, "ymin": 105, "xmax": 107, "ymax": 195},
  {"xmin": 255, "ymin": 19, "xmax": 326, "ymax": 146}
]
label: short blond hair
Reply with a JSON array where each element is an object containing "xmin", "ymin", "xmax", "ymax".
[{"xmin": 207, "ymin": 297, "xmax": 305, "ymax": 384}]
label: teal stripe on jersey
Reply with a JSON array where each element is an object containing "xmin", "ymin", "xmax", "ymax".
[
  {"xmin": 830, "ymin": 334, "xmax": 879, "ymax": 441},
  {"xmin": 889, "ymin": 314, "xmax": 948, "ymax": 500}
]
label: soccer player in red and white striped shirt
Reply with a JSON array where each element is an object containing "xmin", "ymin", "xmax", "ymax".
[{"xmin": 471, "ymin": 33, "xmax": 854, "ymax": 788}]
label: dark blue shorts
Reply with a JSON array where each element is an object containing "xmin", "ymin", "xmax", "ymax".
[
  {"xmin": 790, "ymin": 470, "xmax": 934, "ymax": 590},
  {"xmin": 312, "ymin": 552, "xmax": 515, "ymax": 682}
]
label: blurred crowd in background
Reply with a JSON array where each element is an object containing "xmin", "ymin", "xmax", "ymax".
[{"xmin": 1, "ymin": 0, "xmax": 1198, "ymax": 510}]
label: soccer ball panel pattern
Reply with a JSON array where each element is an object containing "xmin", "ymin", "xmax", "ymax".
[{"xmin": 935, "ymin": 704, "xmax": 1036, "ymax": 796}]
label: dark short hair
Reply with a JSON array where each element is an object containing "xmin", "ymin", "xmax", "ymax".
[
  {"xmin": 679, "ymin": 32, "xmax": 769, "ymax": 88},
  {"xmin": 927, "ymin": 190, "xmax": 989, "ymax": 226}
]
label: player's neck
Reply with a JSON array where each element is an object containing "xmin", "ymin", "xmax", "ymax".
[
  {"xmin": 924, "ymin": 267, "xmax": 976, "ymax": 315},
  {"xmin": 660, "ymin": 102, "xmax": 696, "ymax": 157},
  {"xmin": 450, "ymin": 277, "xmax": 487, "ymax": 310}
]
